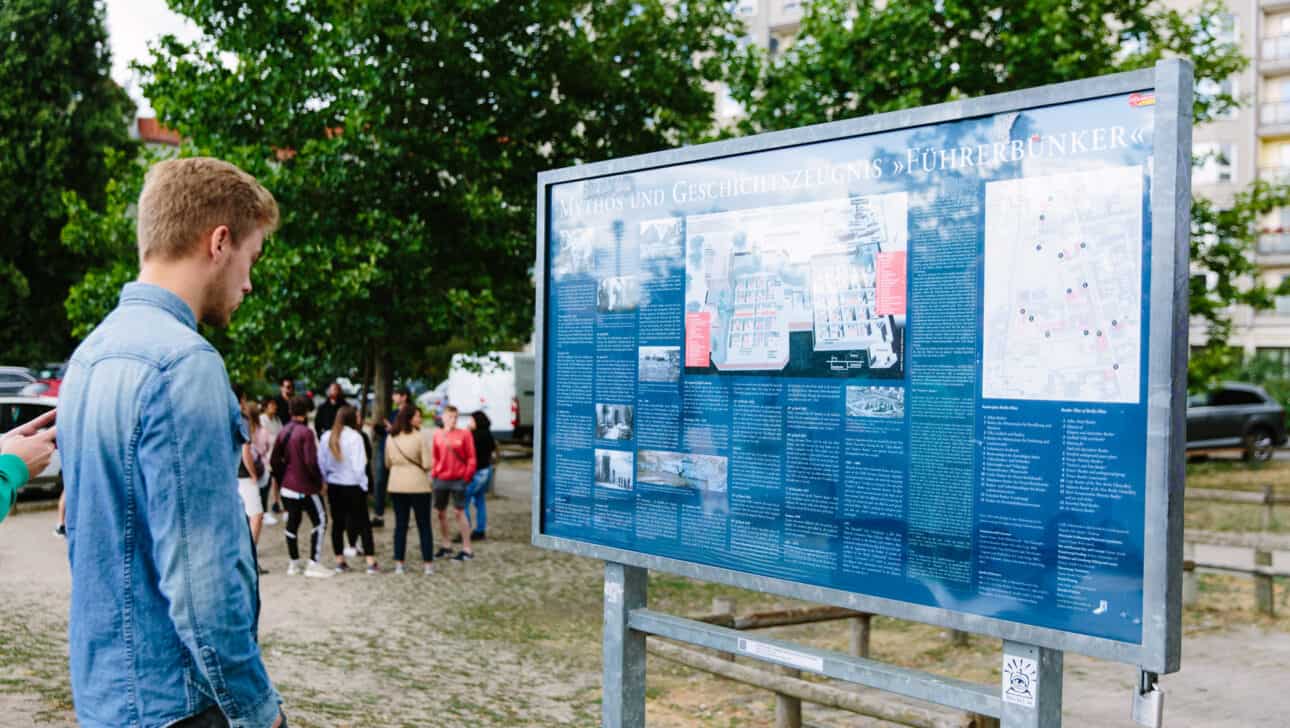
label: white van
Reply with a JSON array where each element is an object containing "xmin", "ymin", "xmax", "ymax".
[{"xmin": 439, "ymin": 352, "xmax": 535, "ymax": 444}]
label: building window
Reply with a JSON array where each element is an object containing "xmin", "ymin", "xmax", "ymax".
[
  {"xmin": 1255, "ymin": 347, "xmax": 1290, "ymax": 366},
  {"xmin": 1194, "ymin": 142, "xmax": 1236, "ymax": 184},
  {"xmin": 734, "ymin": 0, "xmax": 757, "ymax": 17},
  {"xmin": 1197, "ymin": 77, "xmax": 1239, "ymax": 120},
  {"xmin": 1277, "ymin": 276, "xmax": 1290, "ymax": 314}
]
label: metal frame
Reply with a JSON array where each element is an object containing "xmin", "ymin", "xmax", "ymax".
[{"xmin": 533, "ymin": 60, "xmax": 1191, "ymax": 677}]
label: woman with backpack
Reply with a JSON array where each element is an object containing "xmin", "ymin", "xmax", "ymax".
[
  {"xmin": 318, "ymin": 405, "xmax": 379, "ymax": 575},
  {"xmin": 385, "ymin": 403, "xmax": 436, "ymax": 574}
]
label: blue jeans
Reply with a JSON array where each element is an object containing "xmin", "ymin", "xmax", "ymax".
[{"xmin": 465, "ymin": 466, "xmax": 491, "ymax": 533}]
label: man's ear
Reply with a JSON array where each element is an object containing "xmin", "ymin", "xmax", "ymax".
[{"xmin": 208, "ymin": 225, "xmax": 233, "ymax": 260}]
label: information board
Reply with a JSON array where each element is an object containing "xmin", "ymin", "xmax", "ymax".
[{"xmin": 534, "ymin": 66, "xmax": 1189, "ymax": 672}]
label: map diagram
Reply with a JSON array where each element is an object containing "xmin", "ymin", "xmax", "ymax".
[{"xmin": 981, "ymin": 165, "xmax": 1144, "ymax": 404}]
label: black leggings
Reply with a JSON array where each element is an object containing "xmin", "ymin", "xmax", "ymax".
[
  {"xmin": 391, "ymin": 492, "xmax": 434, "ymax": 563},
  {"xmin": 328, "ymin": 485, "xmax": 374, "ymax": 557},
  {"xmin": 284, "ymin": 493, "xmax": 326, "ymax": 562}
]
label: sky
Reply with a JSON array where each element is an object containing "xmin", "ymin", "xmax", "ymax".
[{"xmin": 104, "ymin": 0, "xmax": 201, "ymax": 115}]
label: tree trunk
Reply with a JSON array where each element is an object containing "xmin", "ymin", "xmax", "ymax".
[
  {"xmin": 372, "ymin": 343, "xmax": 392, "ymax": 425},
  {"xmin": 359, "ymin": 344, "xmax": 373, "ymax": 421}
]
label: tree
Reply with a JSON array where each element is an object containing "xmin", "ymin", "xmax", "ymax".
[
  {"xmin": 63, "ymin": 0, "xmax": 743, "ymax": 417},
  {"xmin": 727, "ymin": 0, "xmax": 1276, "ymax": 390},
  {"xmin": 0, "ymin": 0, "xmax": 136, "ymax": 365}
]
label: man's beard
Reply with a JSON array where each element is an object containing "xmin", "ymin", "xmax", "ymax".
[{"xmin": 199, "ymin": 271, "xmax": 236, "ymax": 327}]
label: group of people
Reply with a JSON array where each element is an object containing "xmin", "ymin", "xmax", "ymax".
[{"xmin": 232, "ymin": 378, "xmax": 499, "ymax": 578}]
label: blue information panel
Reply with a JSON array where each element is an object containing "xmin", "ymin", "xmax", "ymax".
[{"xmin": 540, "ymin": 90, "xmax": 1161, "ymax": 645}]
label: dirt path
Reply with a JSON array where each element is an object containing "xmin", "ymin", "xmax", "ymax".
[{"xmin": 1, "ymin": 460, "xmax": 1288, "ymax": 727}]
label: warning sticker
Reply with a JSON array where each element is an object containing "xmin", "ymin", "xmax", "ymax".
[{"xmin": 1002, "ymin": 655, "xmax": 1039, "ymax": 708}]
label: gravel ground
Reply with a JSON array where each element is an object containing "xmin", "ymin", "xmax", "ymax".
[{"xmin": 1, "ymin": 459, "xmax": 1288, "ymax": 727}]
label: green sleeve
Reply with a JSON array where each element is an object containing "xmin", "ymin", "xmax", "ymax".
[{"xmin": 0, "ymin": 453, "xmax": 28, "ymax": 524}]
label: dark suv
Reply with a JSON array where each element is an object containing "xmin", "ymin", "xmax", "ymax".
[{"xmin": 1186, "ymin": 382, "xmax": 1288, "ymax": 461}]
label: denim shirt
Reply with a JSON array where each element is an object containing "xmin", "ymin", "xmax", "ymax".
[{"xmin": 59, "ymin": 283, "xmax": 281, "ymax": 728}]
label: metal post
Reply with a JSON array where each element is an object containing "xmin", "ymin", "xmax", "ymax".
[
  {"xmin": 1000, "ymin": 641, "xmax": 1063, "ymax": 728},
  {"xmin": 713, "ymin": 597, "xmax": 737, "ymax": 661},
  {"xmin": 849, "ymin": 613, "xmax": 872, "ymax": 659},
  {"xmin": 604, "ymin": 562, "xmax": 648, "ymax": 728},
  {"xmin": 1254, "ymin": 549, "xmax": 1275, "ymax": 617},
  {"xmin": 774, "ymin": 665, "xmax": 803, "ymax": 728},
  {"xmin": 1262, "ymin": 485, "xmax": 1275, "ymax": 532},
  {"xmin": 1181, "ymin": 542, "xmax": 1197, "ymax": 607}
]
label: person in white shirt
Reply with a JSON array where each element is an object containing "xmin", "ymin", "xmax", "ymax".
[
  {"xmin": 318, "ymin": 405, "xmax": 379, "ymax": 574},
  {"xmin": 258, "ymin": 397, "xmax": 284, "ymax": 524}
]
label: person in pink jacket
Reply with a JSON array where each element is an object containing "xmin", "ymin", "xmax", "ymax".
[{"xmin": 431, "ymin": 406, "xmax": 476, "ymax": 561}]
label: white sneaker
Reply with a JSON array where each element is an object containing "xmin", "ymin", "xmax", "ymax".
[
  {"xmin": 423, "ymin": 563, "xmax": 435, "ymax": 576},
  {"xmin": 286, "ymin": 560, "xmax": 303, "ymax": 576},
  {"xmin": 263, "ymin": 513, "xmax": 278, "ymax": 526},
  {"xmin": 394, "ymin": 563, "xmax": 406, "ymax": 575},
  {"xmin": 304, "ymin": 561, "xmax": 335, "ymax": 578},
  {"xmin": 343, "ymin": 546, "xmax": 358, "ymax": 558}
]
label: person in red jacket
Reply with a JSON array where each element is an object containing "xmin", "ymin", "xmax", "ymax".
[
  {"xmin": 432, "ymin": 406, "xmax": 477, "ymax": 561},
  {"xmin": 271, "ymin": 395, "xmax": 333, "ymax": 578}
]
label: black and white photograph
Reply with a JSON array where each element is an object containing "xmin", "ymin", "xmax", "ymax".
[
  {"xmin": 594, "ymin": 449, "xmax": 634, "ymax": 491},
  {"xmin": 553, "ymin": 226, "xmax": 596, "ymax": 279},
  {"xmin": 595, "ymin": 403, "xmax": 635, "ymax": 440},
  {"xmin": 597, "ymin": 275, "xmax": 640, "ymax": 312},
  {"xmin": 637, "ymin": 450, "xmax": 728, "ymax": 493},
  {"xmin": 846, "ymin": 385, "xmax": 905, "ymax": 418},
  {"xmin": 638, "ymin": 346, "xmax": 681, "ymax": 383}
]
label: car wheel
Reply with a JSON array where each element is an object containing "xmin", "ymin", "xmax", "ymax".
[{"xmin": 1243, "ymin": 428, "xmax": 1276, "ymax": 462}]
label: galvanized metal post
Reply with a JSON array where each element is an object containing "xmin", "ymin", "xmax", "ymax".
[
  {"xmin": 849, "ymin": 613, "xmax": 871, "ymax": 659},
  {"xmin": 604, "ymin": 562, "xmax": 648, "ymax": 728},
  {"xmin": 1254, "ymin": 549, "xmax": 1275, "ymax": 617},
  {"xmin": 1000, "ymin": 642, "xmax": 1062, "ymax": 728}
]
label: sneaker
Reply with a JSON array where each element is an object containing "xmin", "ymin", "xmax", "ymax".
[
  {"xmin": 371, "ymin": 517, "xmax": 385, "ymax": 528},
  {"xmin": 305, "ymin": 561, "xmax": 336, "ymax": 578},
  {"xmin": 434, "ymin": 547, "xmax": 453, "ymax": 558},
  {"xmin": 424, "ymin": 562, "xmax": 435, "ymax": 575},
  {"xmin": 343, "ymin": 546, "xmax": 358, "ymax": 558},
  {"xmin": 286, "ymin": 560, "xmax": 303, "ymax": 576},
  {"xmin": 262, "ymin": 513, "xmax": 279, "ymax": 526},
  {"xmin": 394, "ymin": 563, "xmax": 406, "ymax": 575},
  {"xmin": 366, "ymin": 563, "xmax": 381, "ymax": 575},
  {"xmin": 355, "ymin": 545, "xmax": 364, "ymax": 556},
  {"xmin": 53, "ymin": 524, "xmax": 66, "ymax": 538},
  {"xmin": 451, "ymin": 551, "xmax": 474, "ymax": 562},
  {"xmin": 334, "ymin": 561, "xmax": 351, "ymax": 574},
  {"xmin": 470, "ymin": 531, "xmax": 486, "ymax": 541},
  {"xmin": 258, "ymin": 566, "xmax": 270, "ymax": 575}
]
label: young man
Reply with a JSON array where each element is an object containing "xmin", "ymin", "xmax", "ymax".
[
  {"xmin": 371, "ymin": 385, "xmax": 411, "ymax": 529},
  {"xmin": 431, "ymin": 405, "xmax": 477, "ymax": 561},
  {"xmin": 271, "ymin": 395, "xmax": 333, "ymax": 578},
  {"xmin": 58, "ymin": 157, "xmax": 285, "ymax": 727},
  {"xmin": 273, "ymin": 376, "xmax": 295, "ymax": 426},
  {"xmin": 314, "ymin": 381, "xmax": 347, "ymax": 439}
]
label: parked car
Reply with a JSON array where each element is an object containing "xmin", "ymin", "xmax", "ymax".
[
  {"xmin": 0, "ymin": 366, "xmax": 36, "ymax": 396},
  {"xmin": 0, "ymin": 395, "xmax": 60, "ymax": 492},
  {"xmin": 19, "ymin": 361, "xmax": 66, "ymax": 398},
  {"xmin": 1186, "ymin": 382, "xmax": 1288, "ymax": 461}
]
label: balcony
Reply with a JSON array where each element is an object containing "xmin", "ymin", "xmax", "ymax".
[
  {"xmin": 1258, "ymin": 231, "xmax": 1290, "ymax": 255},
  {"xmin": 1260, "ymin": 166, "xmax": 1290, "ymax": 183},
  {"xmin": 1259, "ymin": 101, "xmax": 1290, "ymax": 136},
  {"xmin": 1263, "ymin": 35, "xmax": 1290, "ymax": 65}
]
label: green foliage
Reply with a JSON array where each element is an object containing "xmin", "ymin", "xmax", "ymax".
[
  {"xmin": 727, "ymin": 0, "xmax": 1278, "ymax": 390},
  {"xmin": 63, "ymin": 0, "xmax": 743, "ymax": 386},
  {"xmin": 0, "ymin": 0, "xmax": 136, "ymax": 365},
  {"xmin": 728, "ymin": 0, "xmax": 1245, "ymax": 132}
]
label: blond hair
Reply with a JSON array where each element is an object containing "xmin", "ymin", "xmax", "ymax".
[{"xmin": 137, "ymin": 157, "xmax": 279, "ymax": 263}]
